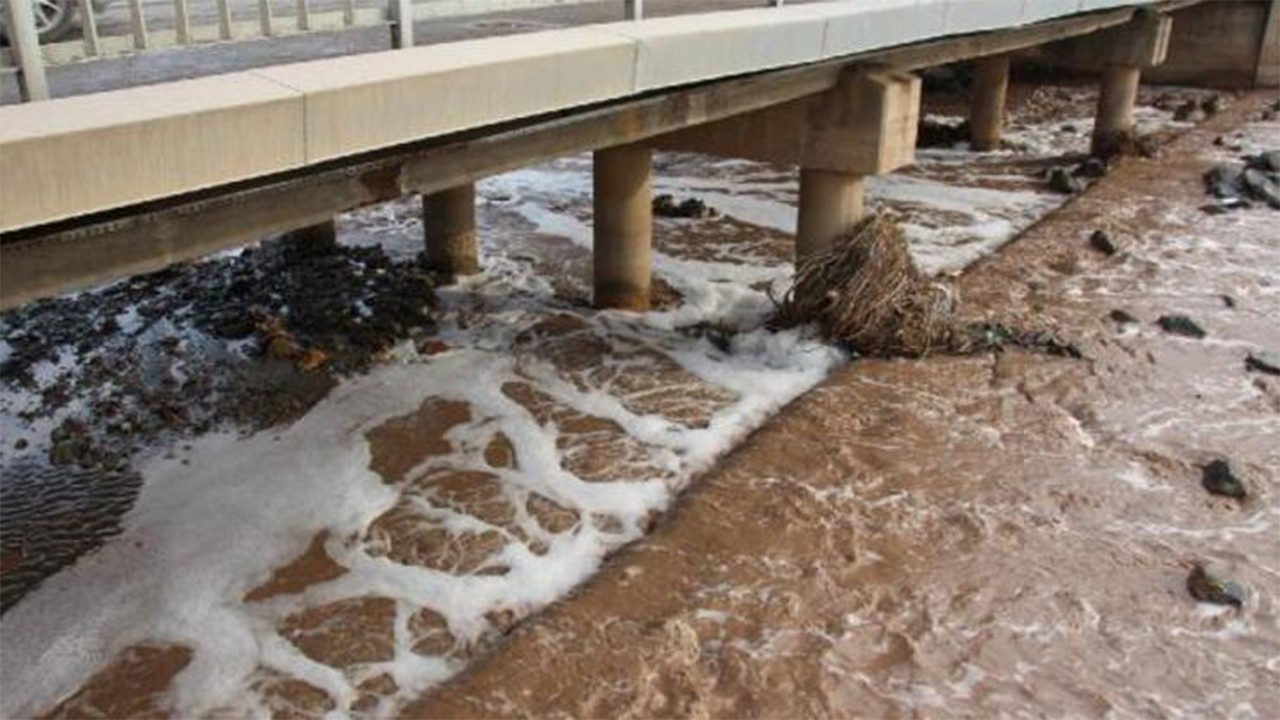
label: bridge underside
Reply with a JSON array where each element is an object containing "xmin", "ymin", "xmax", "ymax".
[{"xmin": 0, "ymin": 0, "xmax": 1260, "ymax": 311}]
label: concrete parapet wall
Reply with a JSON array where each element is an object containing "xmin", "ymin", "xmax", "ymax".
[{"xmin": 0, "ymin": 0, "xmax": 1164, "ymax": 233}]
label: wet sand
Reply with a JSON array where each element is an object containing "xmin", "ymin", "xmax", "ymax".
[{"xmin": 404, "ymin": 95, "xmax": 1280, "ymax": 717}]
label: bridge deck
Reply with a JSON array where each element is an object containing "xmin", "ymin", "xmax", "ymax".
[{"xmin": 0, "ymin": 0, "xmax": 1177, "ymax": 309}]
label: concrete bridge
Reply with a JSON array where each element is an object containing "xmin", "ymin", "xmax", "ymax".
[{"xmin": 1, "ymin": 0, "xmax": 1275, "ymax": 310}]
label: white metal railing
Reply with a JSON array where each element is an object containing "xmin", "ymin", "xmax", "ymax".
[{"xmin": 0, "ymin": 0, "xmax": 789, "ymax": 102}]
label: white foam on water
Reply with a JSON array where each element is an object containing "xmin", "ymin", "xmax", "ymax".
[{"xmin": 1, "ymin": 100, "xmax": 1184, "ymax": 716}]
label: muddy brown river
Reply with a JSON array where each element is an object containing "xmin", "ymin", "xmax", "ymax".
[
  {"xmin": 408, "ymin": 93, "xmax": 1280, "ymax": 719},
  {"xmin": 0, "ymin": 86, "xmax": 1276, "ymax": 718}
]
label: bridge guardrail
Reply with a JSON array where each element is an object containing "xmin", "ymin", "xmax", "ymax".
[{"xmin": 0, "ymin": 0, "xmax": 786, "ymax": 102}]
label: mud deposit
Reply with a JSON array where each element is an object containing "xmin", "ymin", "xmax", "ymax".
[{"xmin": 0, "ymin": 84, "xmax": 1244, "ymax": 718}]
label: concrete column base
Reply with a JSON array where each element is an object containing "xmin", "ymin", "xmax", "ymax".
[
  {"xmin": 423, "ymin": 184, "xmax": 479, "ymax": 278},
  {"xmin": 1092, "ymin": 64, "xmax": 1141, "ymax": 156},
  {"xmin": 593, "ymin": 143, "xmax": 652, "ymax": 311},
  {"xmin": 969, "ymin": 54, "xmax": 1010, "ymax": 152},
  {"xmin": 797, "ymin": 168, "xmax": 865, "ymax": 262}
]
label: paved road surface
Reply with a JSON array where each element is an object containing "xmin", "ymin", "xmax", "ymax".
[{"xmin": 2, "ymin": 0, "xmax": 799, "ymax": 103}]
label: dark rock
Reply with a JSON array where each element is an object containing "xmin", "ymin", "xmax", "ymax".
[
  {"xmin": 13, "ymin": 438, "xmax": 28, "ymax": 450},
  {"xmin": 1157, "ymin": 315, "xmax": 1206, "ymax": 339},
  {"xmin": 1220, "ymin": 294, "xmax": 1237, "ymax": 308},
  {"xmin": 916, "ymin": 117, "xmax": 970, "ymax": 148},
  {"xmin": 1204, "ymin": 164, "xmax": 1245, "ymax": 200},
  {"xmin": 652, "ymin": 194, "xmax": 718, "ymax": 219},
  {"xmin": 1187, "ymin": 565, "xmax": 1245, "ymax": 608},
  {"xmin": 1047, "ymin": 167, "xmax": 1085, "ymax": 194},
  {"xmin": 1200, "ymin": 94, "xmax": 1225, "ymax": 117},
  {"xmin": 1242, "ymin": 168, "xmax": 1280, "ymax": 209},
  {"xmin": 1075, "ymin": 157, "xmax": 1109, "ymax": 178},
  {"xmin": 1243, "ymin": 151, "xmax": 1280, "ymax": 173},
  {"xmin": 1173, "ymin": 100, "xmax": 1205, "ymax": 123},
  {"xmin": 1261, "ymin": 150, "xmax": 1280, "ymax": 173},
  {"xmin": 1089, "ymin": 230, "xmax": 1119, "ymax": 255},
  {"xmin": 1201, "ymin": 459, "xmax": 1246, "ymax": 499},
  {"xmin": 1246, "ymin": 350, "xmax": 1280, "ymax": 376},
  {"xmin": 1109, "ymin": 309, "xmax": 1138, "ymax": 324}
]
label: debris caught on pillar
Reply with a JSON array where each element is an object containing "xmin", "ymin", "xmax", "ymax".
[{"xmin": 770, "ymin": 214, "xmax": 956, "ymax": 358}]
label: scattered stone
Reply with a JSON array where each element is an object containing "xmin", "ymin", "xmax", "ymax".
[
  {"xmin": 1075, "ymin": 157, "xmax": 1109, "ymax": 179},
  {"xmin": 1207, "ymin": 158, "xmax": 1280, "ymax": 209},
  {"xmin": 1109, "ymin": 309, "xmax": 1138, "ymax": 324},
  {"xmin": 956, "ymin": 322, "xmax": 1082, "ymax": 359},
  {"xmin": 1201, "ymin": 459, "xmax": 1246, "ymax": 499},
  {"xmin": 1088, "ymin": 229, "xmax": 1119, "ymax": 255},
  {"xmin": 679, "ymin": 321, "xmax": 737, "ymax": 354},
  {"xmin": 1245, "ymin": 350, "xmax": 1280, "ymax": 376},
  {"xmin": 1173, "ymin": 100, "xmax": 1205, "ymax": 123},
  {"xmin": 1157, "ymin": 315, "xmax": 1206, "ymax": 339},
  {"xmin": 1204, "ymin": 164, "xmax": 1244, "ymax": 199},
  {"xmin": 1187, "ymin": 564, "xmax": 1245, "ymax": 608},
  {"xmin": 13, "ymin": 438, "xmax": 27, "ymax": 451},
  {"xmin": 295, "ymin": 349, "xmax": 329, "ymax": 373},
  {"xmin": 1248, "ymin": 150, "xmax": 1280, "ymax": 173},
  {"xmin": 652, "ymin": 194, "xmax": 718, "ymax": 219},
  {"xmin": 1242, "ymin": 168, "xmax": 1280, "ymax": 209},
  {"xmin": 1047, "ymin": 167, "xmax": 1085, "ymax": 194},
  {"xmin": 916, "ymin": 117, "xmax": 970, "ymax": 148},
  {"xmin": 1200, "ymin": 94, "xmax": 1225, "ymax": 117},
  {"xmin": 1220, "ymin": 294, "xmax": 1237, "ymax": 308}
]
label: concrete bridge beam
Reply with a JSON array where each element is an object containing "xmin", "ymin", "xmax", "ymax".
[
  {"xmin": 653, "ymin": 69, "xmax": 918, "ymax": 261},
  {"xmin": 795, "ymin": 70, "xmax": 920, "ymax": 260},
  {"xmin": 969, "ymin": 54, "xmax": 1009, "ymax": 152},
  {"xmin": 593, "ymin": 143, "xmax": 653, "ymax": 311},
  {"xmin": 423, "ymin": 184, "xmax": 479, "ymax": 279}
]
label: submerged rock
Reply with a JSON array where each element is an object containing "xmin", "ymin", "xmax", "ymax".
[
  {"xmin": 1089, "ymin": 230, "xmax": 1119, "ymax": 255},
  {"xmin": 1173, "ymin": 100, "xmax": 1205, "ymax": 123},
  {"xmin": 1242, "ymin": 168, "xmax": 1280, "ymax": 209},
  {"xmin": 1207, "ymin": 159, "xmax": 1280, "ymax": 209},
  {"xmin": 1109, "ymin": 309, "xmax": 1138, "ymax": 324},
  {"xmin": 1201, "ymin": 459, "xmax": 1246, "ymax": 499},
  {"xmin": 1157, "ymin": 315, "xmax": 1206, "ymax": 339},
  {"xmin": 1076, "ymin": 157, "xmax": 1109, "ymax": 179},
  {"xmin": 1204, "ymin": 164, "xmax": 1245, "ymax": 200},
  {"xmin": 1245, "ymin": 350, "xmax": 1280, "ymax": 375},
  {"xmin": 1221, "ymin": 294, "xmax": 1237, "ymax": 308},
  {"xmin": 1047, "ymin": 167, "xmax": 1084, "ymax": 194},
  {"xmin": 652, "ymin": 194, "xmax": 718, "ymax": 219},
  {"xmin": 1187, "ymin": 564, "xmax": 1245, "ymax": 608}
]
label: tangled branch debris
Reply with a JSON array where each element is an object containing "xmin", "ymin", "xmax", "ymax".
[
  {"xmin": 771, "ymin": 214, "xmax": 1083, "ymax": 360},
  {"xmin": 770, "ymin": 215, "xmax": 957, "ymax": 357}
]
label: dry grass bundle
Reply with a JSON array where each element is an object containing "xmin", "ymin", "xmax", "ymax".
[{"xmin": 772, "ymin": 215, "xmax": 957, "ymax": 357}]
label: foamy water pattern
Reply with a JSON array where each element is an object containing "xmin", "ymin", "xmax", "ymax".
[{"xmin": 0, "ymin": 104, "xmax": 1189, "ymax": 716}]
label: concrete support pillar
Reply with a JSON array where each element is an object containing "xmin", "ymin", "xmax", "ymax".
[
  {"xmin": 284, "ymin": 218, "xmax": 337, "ymax": 246},
  {"xmin": 1092, "ymin": 64, "xmax": 1141, "ymax": 155},
  {"xmin": 423, "ymin": 184, "xmax": 479, "ymax": 277},
  {"xmin": 796, "ymin": 169, "xmax": 865, "ymax": 261},
  {"xmin": 969, "ymin": 54, "xmax": 1010, "ymax": 152},
  {"xmin": 593, "ymin": 143, "xmax": 652, "ymax": 311}
]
